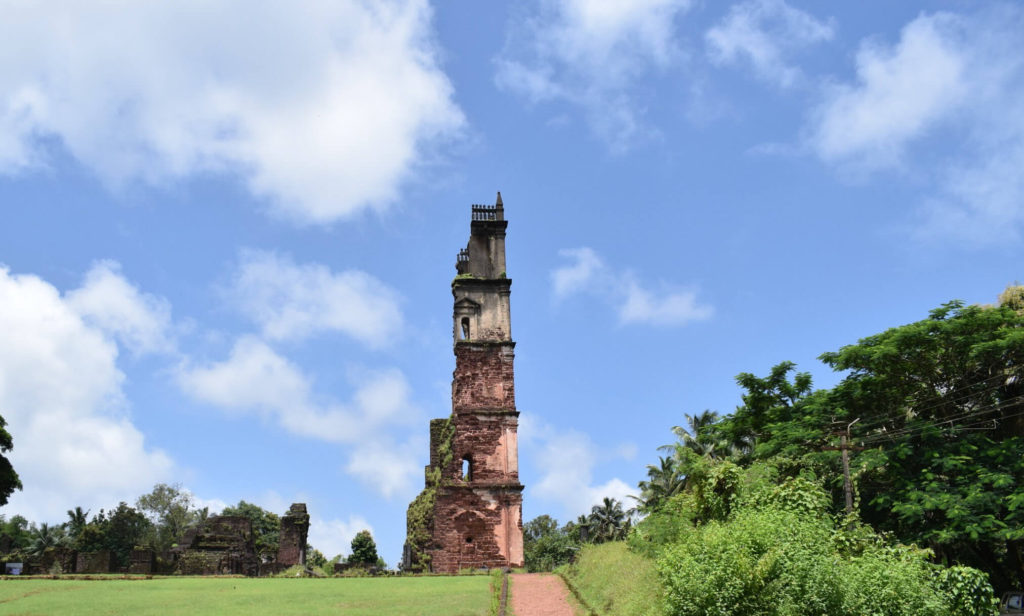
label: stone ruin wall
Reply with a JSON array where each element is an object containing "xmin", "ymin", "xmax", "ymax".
[{"xmin": 277, "ymin": 503, "xmax": 310, "ymax": 567}]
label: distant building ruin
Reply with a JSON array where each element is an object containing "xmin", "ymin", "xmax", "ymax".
[
  {"xmin": 405, "ymin": 193, "xmax": 525, "ymax": 573},
  {"xmin": 277, "ymin": 503, "xmax": 310, "ymax": 567}
]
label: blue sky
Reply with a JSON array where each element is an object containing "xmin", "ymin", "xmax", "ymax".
[{"xmin": 1, "ymin": 0, "xmax": 1022, "ymax": 564}]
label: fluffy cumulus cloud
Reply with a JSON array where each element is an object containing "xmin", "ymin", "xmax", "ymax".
[
  {"xmin": 519, "ymin": 414, "xmax": 633, "ymax": 517},
  {"xmin": 808, "ymin": 13, "xmax": 968, "ymax": 167},
  {"xmin": 229, "ymin": 250, "xmax": 403, "ymax": 348},
  {"xmin": 67, "ymin": 260, "xmax": 175, "ymax": 355},
  {"xmin": 496, "ymin": 0, "xmax": 692, "ymax": 148},
  {"xmin": 177, "ymin": 337, "xmax": 421, "ymax": 497},
  {"xmin": 805, "ymin": 7, "xmax": 1024, "ymax": 244},
  {"xmin": 706, "ymin": 0, "xmax": 833, "ymax": 88},
  {"xmin": 0, "ymin": 0, "xmax": 463, "ymax": 224},
  {"xmin": 551, "ymin": 247, "xmax": 712, "ymax": 326},
  {"xmin": 0, "ymin": 265, "xmax": 173, "ymax": 522},
  {"xmin": 344, "ymin": 438, "xmax": 424, "ymax": 500}
]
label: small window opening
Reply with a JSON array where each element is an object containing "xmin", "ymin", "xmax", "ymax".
[
  {"xmin": 460, "ymin": 317, "xmax": 470, "ymax": 340},
  {"xmin": 461, "ymin": 455, "xmax": 473, "ymax": 481},
  {"xmin": 465, "ymin": 536, "xmax": 473, "ymax": 544}
]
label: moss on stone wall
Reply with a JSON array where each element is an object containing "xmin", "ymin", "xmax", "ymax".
[{"xmin": 405, "ymin": 416, "xmax": 455, "ymax": 571}]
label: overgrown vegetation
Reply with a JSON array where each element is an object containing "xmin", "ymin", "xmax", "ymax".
[
  {"xmin": 567, "ymin": 289, "xmax": 1024, "ymax": 615},
  {"xmin": 404, "ymin": 417, "xmax": 455, "ymax": 571}
]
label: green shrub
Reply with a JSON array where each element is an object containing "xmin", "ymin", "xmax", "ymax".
[
  {"xmin": 934, "ymin": 566, "xmax": 999, "ymax": 616},
  {"xmin": 657, "ymin": 508, "xmax": 843, "ymax": 616}
]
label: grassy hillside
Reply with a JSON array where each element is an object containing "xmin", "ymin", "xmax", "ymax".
[
  {"xmin": 559, "ymin": 542, "xmax": 661, "ymax": 616},
  {"xmin": 0, "ymin": 575, "xmax": 493, "ymax": 616}
]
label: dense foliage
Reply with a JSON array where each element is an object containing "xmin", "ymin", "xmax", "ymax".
[
  {"xmin": 609, "ymin": 292, "xmax": 1024, "ymax": 614},
  {"xmin": 637, "ymin": 460, "xmax": 996, "ymax": 616},
  {"xmin": 0, "ymin": 414, "xmax": 21, "ymax": 507},
  {"xmin": 75, "ymin": 502, "xmax": 152, "ymax": 569},
  {"xmin": 703, "ymin": 297, "xmax": 1024, "ymax": 590}
]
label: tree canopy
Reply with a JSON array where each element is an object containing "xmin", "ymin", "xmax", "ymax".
[
  {"xmin": 0, "ymin": 414, "xmax": 22, "ymax": 507},
  {"xmin": 652, "ymin": 293, "xmax": 1024, "ymax": 591}
]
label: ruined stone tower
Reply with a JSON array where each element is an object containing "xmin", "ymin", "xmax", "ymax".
[{"xmin": 404, "ymin": 192, "xmax": 524, "ymax": 573}]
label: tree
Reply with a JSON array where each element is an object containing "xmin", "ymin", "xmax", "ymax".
[
  {"xmin": 588, "ymin": 497, "xmax": 629, "ymax": 543},
  {"xmin": 347, "ymin": 530, "xmax": 380, "ymax": 567},
  {"xmin": 136, "ymin": 483, "xmax": 195, "ymax": 552},
  {"xmin": 523, "ymin": 515, "xmax": 578, "ymax": 572},
  {"xmin": 0, "ymin": 414, "xmax": 22, "ymax": 507},
  {"xmin": 27, "ymin": 522, "xmax": 70, "ymax": 556},
  {"xmin": 76, "ymin": 503, "xmax": 151, "ymax": 570},
  {"xmin": 634, "ymin": 456, "xmax": 686, "ymax": 513},
  {"xmin": 820, "ymin": 300, "xmax": 1024, "ymax": 590},
  {"xmin": 66, "ymin": 507, "xmax": 89, "ymax": 542},
  {"xmin": 703, "ymin": 297, "xmax": 1024, "ymax": 590},
  {"xmin": 221, "ymin": 501, "xmax": 280, "ymax": 559},
  {"xmin": 0, "ymin": 514, "xmax": 32, "ymax": 552}
]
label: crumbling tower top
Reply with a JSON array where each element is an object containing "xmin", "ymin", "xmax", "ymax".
[{"xmin": 456, "ymin": 192, "xmax": 507, "ymax": 280}]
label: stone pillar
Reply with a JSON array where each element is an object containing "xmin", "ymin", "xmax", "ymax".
[{"xmin": 277, "ymin": 503, "xmax": 310, "ymax": 566}]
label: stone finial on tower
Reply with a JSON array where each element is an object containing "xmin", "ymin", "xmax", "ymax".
[{"xmin": 495, "ymin": 191, "xmax": 503, "ymax": 220}]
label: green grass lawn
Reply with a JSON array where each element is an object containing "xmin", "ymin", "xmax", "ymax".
[{"xmin": 0, "ymin": 575, "xmax": 494, "ymax": 616}]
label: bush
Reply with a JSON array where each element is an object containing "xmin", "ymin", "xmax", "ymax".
[
  {"xmin": 657, "ymin": 508, "xmax": 843, "ymax": 616},
  {"xmin": 934, "ymin": 566, "xmax": 999, "ymax": 616}
]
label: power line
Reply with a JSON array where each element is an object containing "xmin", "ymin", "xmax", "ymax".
[
  {"xmin": 857, "ymin": 396, "xmax": 1024, "ymax": 445},
  {"xmin": 850, "ymin": 373, "xmax": 1018, "ymax": 431}
]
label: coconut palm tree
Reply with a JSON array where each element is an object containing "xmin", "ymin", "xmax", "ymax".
[
  {"xmin": 634, "ymin": 455, "xmax": 686, "ymax": 513},
  {"xmin": 28, "ymin": 523, "xmax": 70, "ymax": 556},
  {"xmin": 66, "ymin": 506, "xmax": 89, "ymax": 540},
  {"xmin": 587, "ymin": 497, "xmax": 628, "ymax": 543}
]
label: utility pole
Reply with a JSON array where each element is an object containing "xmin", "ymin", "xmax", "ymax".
[{"xmin": 823, "ymin": 418, "xmax": 862, "ymax": 515}]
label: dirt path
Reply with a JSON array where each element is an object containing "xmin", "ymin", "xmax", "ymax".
[{"xmin": 509, "ymin": 573, "xmax": 577, "ymax": 616}]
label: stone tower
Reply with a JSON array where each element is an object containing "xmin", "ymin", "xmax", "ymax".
[{"xmin": 404, "ymin": 192, "xmax": 525, "ymax": 573}]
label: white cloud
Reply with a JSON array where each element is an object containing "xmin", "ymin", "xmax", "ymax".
[
  {"xmin": 230, "ymin": 250, "xmax": 403, "ymax": 348},
  {"xmin": 551, "ymin": 247, "xmax": 712, "ymax": 326},
  {"xmin": 190, "ymin": 494, "xmax": 230, "ymax": 517},
  {"xmin": 345, "ymin": 438, "xmax": 423, "ymax": 499},
  {"xmin": 177, "ymin": 337, "xmax": 420, "ymax": 497},
  {"xmin": 496, "ymin": 0, "xmax": 692, "ymax": 148},
  {"xmin": 178, "ymin": 337, "xmax": 415, "ymax": 441},
  {"xmin": 309, "ymin": 514, "xmax": 375, "ymax": 561},
  {"xmin": 619, "ymin": 277, "xmax": 714, "ymax": 326},
  {"xmin": 67, "ymin": 260, "xmax": 174, "ymax": 356},
  {"xmin": 808, "ymin": 13, "xmax": 967, "ymax": 167},
  {"xmin": 706, "ymin": 0, "xmax": 833, "ymax": 88},
  {"xmin": 522, "ymin": 416, "xmax": 634, "ymax": 517},
  {"xmin": 805, "ymin": 7, "xmax": 1024, "ymax": 243},
  {"xmin": 0, "ymin": 0, "xmax": 463, "ymax": 224},
  {"xmin": 551, "ymin": 247, "xmax": 606, "ymax": 299},
  {"xmin": 0, "ymin": 265, "xmax": 173, "ymax": 522}
]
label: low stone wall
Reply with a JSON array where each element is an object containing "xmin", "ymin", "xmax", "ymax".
[{"xmin": 75, "ymin": 550, "xmax": 111, "ymax": 574}]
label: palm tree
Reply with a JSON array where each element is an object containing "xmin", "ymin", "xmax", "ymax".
[
  {"xmin": 587, "ymin": 497, "xmax": 628, "ymax": 543},
  {"xmin": 658, "ymin": 409, "xmax": 745, "ymax": 463},
  {"xmin": 66, "ymin": 507, "xmax": 89, "ymax": 539},
  {"xmin": 634, "ymin": 455, "xmax": 686, "ymax": 513},
  {"xmin": 28, "ymin": 523, "xmax": 70, "ymax": 556}
]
